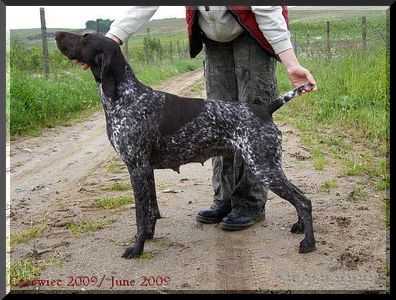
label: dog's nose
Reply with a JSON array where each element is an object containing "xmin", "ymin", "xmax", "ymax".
[{"xmin": 55, "ymin": 31, "xmax": 65, "ymax": 41}]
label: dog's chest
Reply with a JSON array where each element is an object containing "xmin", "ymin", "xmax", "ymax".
[
  {"xmin": 100, "ymin": 89, "xmax": 163, "ymax": 158},
  {"xmin": 103, "ymin": 105, "xmax": 130, "ymax": 154}
]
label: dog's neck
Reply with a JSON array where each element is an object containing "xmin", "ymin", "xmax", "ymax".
[
  {"xmin": 118, "ymin": 64, "xmax": 154, "ymax": 98},
  {"xmin": 100, "ymin": 63, "xmax": 154, "ymax": 107}
]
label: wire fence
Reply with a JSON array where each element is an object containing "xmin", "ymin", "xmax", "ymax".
[
  {"xmin": 11, "ymin": 8, "xmax": 389, "ymax": 77},
  {"xmin": 289, "ymin": 15, "xmax": 387, "ymax": 59},
  {"xmin": 123, "ymin": 31, "xmax": 191, "ymax": 66},
  {"xmin": 124, "ymin": 14, "xmax": 387, "ymax": 67}
]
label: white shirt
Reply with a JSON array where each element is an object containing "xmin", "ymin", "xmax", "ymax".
[{"xmin": 107, "ymin": 6, "xmax": 292, "ymax": 55}]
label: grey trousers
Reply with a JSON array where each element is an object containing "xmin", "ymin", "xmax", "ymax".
[{"xmin": 203, "ymin": 32, "xmax": 278, "ymax": 216}]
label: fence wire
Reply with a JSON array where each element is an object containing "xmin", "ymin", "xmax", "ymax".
[{"xmin": 289, "ymin": 15, "xmax": 387, "ymax": 59}]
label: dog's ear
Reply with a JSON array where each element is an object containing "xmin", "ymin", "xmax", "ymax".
[
  {"xmin": 90, "ymin": 53, "xmax": 103, "ymax": 84},
  {"xmin": 100, "ymin": 50, "xmax": 117, "ymax": 99}
]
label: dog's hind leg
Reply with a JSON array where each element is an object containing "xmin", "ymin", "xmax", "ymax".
[
  {"xmin": 240, "ymin": 132, "xmax": 315, "ymax": 254},
  {"xmin": 122, "ymin": 164, "xmax": 158, "ymax": 259},
  {"xmin": 268, "ymin": 169, "xmax": 316, "ymax": 253}
]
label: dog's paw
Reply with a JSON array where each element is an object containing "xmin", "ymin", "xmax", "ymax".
[
  {"xmin": 121, "ymin": 246, "xmax": 143, "ymax": 259},
  {"xmin": 290, "ymin": 221, "xmax": 304, "ymax": 234},
  {"xmin": 299, "ymin": 239, "xmax": 316, "ymax": 254}
]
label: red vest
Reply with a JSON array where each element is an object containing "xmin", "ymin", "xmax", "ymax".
[{"xmin": 186, "ymin": 6, "xmax": 289, "ymax": 61}]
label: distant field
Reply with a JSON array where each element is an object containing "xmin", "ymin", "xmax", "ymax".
[
  {"xmin": 288, "ymin": 7, "xmax": 386, "ymax": 23},
  {"xmin": 8, "ymin": 7, "xmax": 388, "ymax": 46},
  {"xmin": 289, "ymin": 6, "xmax": 386, "ymax": 23}
]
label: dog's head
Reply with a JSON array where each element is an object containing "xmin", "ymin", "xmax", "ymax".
[{"xmin": 55, "ymin": 31, "xmax": 125, "ymax": 99}]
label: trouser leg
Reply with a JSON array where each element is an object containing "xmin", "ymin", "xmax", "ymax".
[
  {"xmin": 230, "ymin": 33, "xmax": 278, "ymax": 216},
  {"xmin": 203, "ymin": 37, "xmax": 238, "ymax": 210}
]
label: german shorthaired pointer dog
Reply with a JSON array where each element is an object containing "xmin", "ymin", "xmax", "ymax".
[{"xmin": 55, "ymin": 32, "xmax": 316, "ymax": 258}]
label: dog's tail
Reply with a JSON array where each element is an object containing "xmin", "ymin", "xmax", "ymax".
[{"xmin": 268, "ymin": 83, "xmax": 315, "ymax": 114}]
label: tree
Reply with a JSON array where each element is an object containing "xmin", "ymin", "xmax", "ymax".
[{"xmin": 85, "ymin": 19, "xmax": 114, "ymax": 33}]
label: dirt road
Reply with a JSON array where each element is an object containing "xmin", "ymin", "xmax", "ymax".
[{"xmin": 9, "ymin": 69, "xmax": 388, "ymax": 292}]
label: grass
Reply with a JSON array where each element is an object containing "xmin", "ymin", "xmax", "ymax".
[
  {"xmin": 188, "ymin": 79, "xmax": 205, "ymax": 96},
  {"xmin": 289, "ymin": 14, "xmax": 386, "ymax": 44},
  {"xmin": 131, "ymin": 58, "xmax": 202, "ymax": 86},
  {"xmin": 10, "ymin": 13, "xmax": 386, "ymax": 138},
  {"xmin": 10, "ymin": 223, "xmax": 47, "ymax": 248},
  {"xmin": 6, "ymin": 60, "xmax": 10, "ymax": 137},
  {"xmin": 274, "ymin": 15, "xmax": 388, "ymax": 226},
  {"xmin": 312, "ymin": 147, "xmax": 327, "ymax": 171},
  {"xmin": 320, "ymin": 179, "xmax": 337, "ymax": 193},
  {"xmin": 346, "ymin": 185, "xmax": 369, "ymax": 202},
  {"xmin": 9, "ymin": 258, "xmax": 42, "ymax": 287},
  {"xmin": 275, "ymin": 45, "xmax": 389, "ymax": 191},
  {"xmin": 102, "ymin": 181, "xmax": 131, "ymax": 192},
  {"xmin": 95, "ymin": 195, "xmax": 134, "ymax": 209},
  {"xmin": 105, "ymin": 160, "xmax": 126, "ymax": 174},
  {"xmin": 343, "ymin": 158, "xmax": 368, "ymax": 176},
  {"xmin": 9, "ymin": 257, "xmax": 63, "ymax": 288},
  {"xmin": 8, "ymin": 37, "xmax": 202, "ymax": 137},
  {"xmin": 10, "ymin": 68, "xmax": 99, "ymax": 136},
  {"xmin": 277, "ymin": 46, "xmax": 388, "ymax": 148},
  {"xmin": 66, "ymin": 219, "xmax": 113, "ymax": 236},
  {"xmin": 137, "ymin": 252, "xmax": 154, "ymax": 260}
]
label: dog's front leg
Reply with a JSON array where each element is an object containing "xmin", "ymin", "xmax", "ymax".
[
  {"xmin": 145, "ymin": 168, "xmax": 160, "ymax": 240},
  {"xmin": 122, "ymin": 165, "xmax": 157, "ymax": 259}
]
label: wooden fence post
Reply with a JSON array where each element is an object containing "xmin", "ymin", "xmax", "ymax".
[
  {"xmin": 158, "ymin": 39, "xmax": 163, "ymax": 61},
  {"xmin": 176, "ymin": 40, "xmax": 180, "ymax": 57},
  {"xmin": 169, "ymin": 41, "xmax": 173, "ymax": 61},
  {"xmin": 326, "ymin": 21, "xmax": 331, "ymax": 59},
  {"xmin": 182, "ymin": 40, "xmax": 186, "ymax": 57},
  {"xmin": 40, "ymin": 7, "xmax": 49, "ymax": 79},
  {"xmin": 362, "ymin": 16, "xmax": 367, "ymax": 50}
]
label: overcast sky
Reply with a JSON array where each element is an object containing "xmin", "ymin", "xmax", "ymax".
[
  {"xmin": 6, "ymin": 6, "xmax": 187, "ymax": 29},
  {"xmin": 6, "ymin": 6, "xmax": 388, "ymax": 30}
]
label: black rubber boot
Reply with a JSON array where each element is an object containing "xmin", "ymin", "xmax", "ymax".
[
  {"xmin": 219, "ymin": 208, "xmax": 265, "ymax": 231},
  {"xmin": 196, "ymin": 203, "xmax": 231, "ymax": 224}
]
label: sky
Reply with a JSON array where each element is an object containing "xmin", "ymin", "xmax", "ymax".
[
  {"xmin": 6, "ymin": 6, "xmax": 187, "ymax": 29},
  {"xmin": 6, "ymin": 6, "xmax": 388, "ymax": 30}
]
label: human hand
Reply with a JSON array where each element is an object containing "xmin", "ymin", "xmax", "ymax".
[
  {"xmin": 286, "ymin": 64, "xmax": 317, "ymax": 92},
  {"xmin": 278, "ymin": 48, "xmax": 317, "ymax": 93}
]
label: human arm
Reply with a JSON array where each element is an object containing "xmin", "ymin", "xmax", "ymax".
[
  {"xmin": 105, "ymin": 6, "xmax": 159, "ymax": 44},
  {"xmin": 252, "ymin": 6, "xmax": 316, "ymax": 90},
  {"xmin": 75, "ymin": 6, "xmax": 159, "ymax": 69}
]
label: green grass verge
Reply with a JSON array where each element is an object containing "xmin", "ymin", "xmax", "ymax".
[
  {"xmin": 275, "ymin": 46, "xmax": 389, "ymax": 191},
  {"xmin": 9, "ymin": 52, "xmax": 202, "ymax": 137},
  {"xmin": 10, "ymin": 68, "xmax": 99, "ymax": 136}
]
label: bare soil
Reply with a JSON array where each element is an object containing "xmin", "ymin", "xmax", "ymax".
[{"xmin": 8, "ymin": 69, "xmax": 388, "ymax": 293}]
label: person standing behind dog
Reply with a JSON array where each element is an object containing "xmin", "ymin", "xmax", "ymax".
[{"xmin": 78, "ymin": 6, "xmax": 316, "ymax": 230}]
